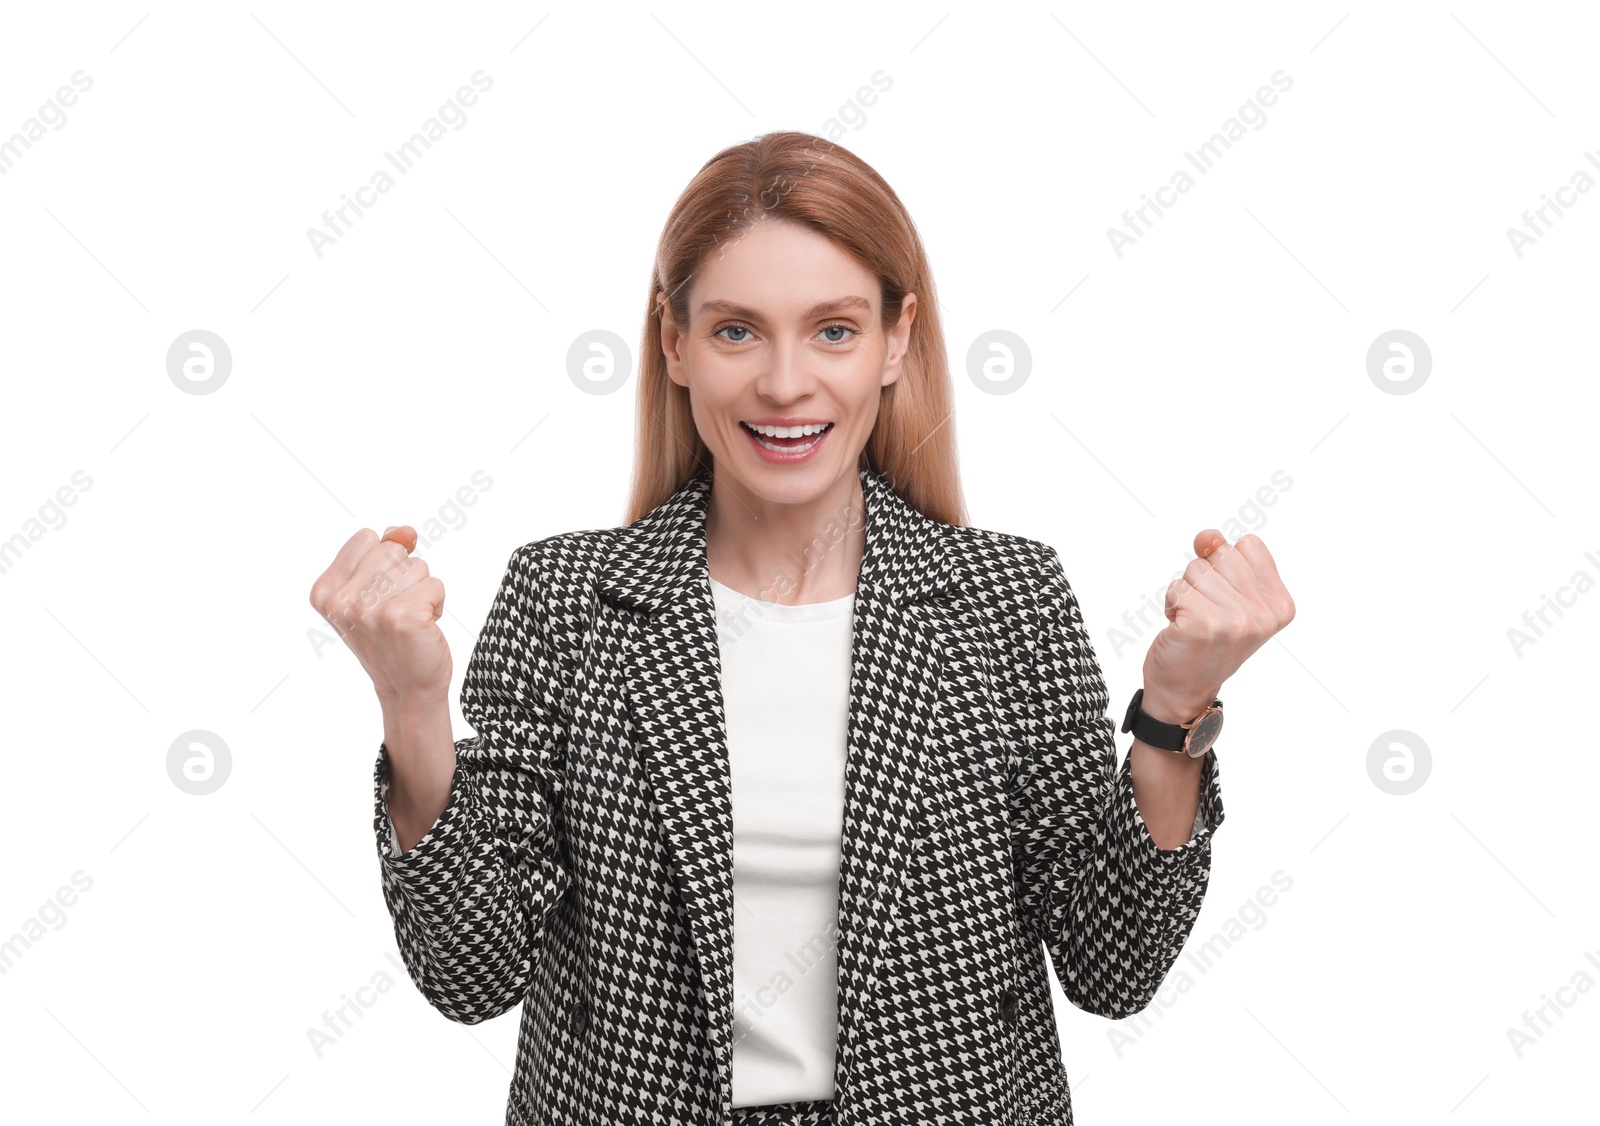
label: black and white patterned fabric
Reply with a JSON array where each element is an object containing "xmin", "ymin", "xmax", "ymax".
[{"xmin": 372, "ymin": 462, "xmax": 1225, "ymax": 1126}]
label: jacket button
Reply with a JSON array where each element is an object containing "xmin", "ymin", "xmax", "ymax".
[
  {"xmin": 999, "ymin": 990, "xmax": 1019, "ymax": 1023},
  {"xmin": 568, "ymin": 1001, "xmax": 589, "ymax": 1035}
]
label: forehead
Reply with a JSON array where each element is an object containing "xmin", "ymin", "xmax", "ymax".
[{"xmin": 690, "ymin": 219, "xmax": 876, "ymax": 316}]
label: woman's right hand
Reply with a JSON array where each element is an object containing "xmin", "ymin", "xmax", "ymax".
[{"xmin": 308, "ymin": 526, "xmax": 452, "ymax": 707}]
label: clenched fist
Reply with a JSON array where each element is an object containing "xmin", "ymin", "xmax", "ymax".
[
  {"xmin": 1141, "ymin": 530, "xmax": 1295, "ymax": 720},
  {"xmin": 308, "ymin": 524, "xmax": 452, "ymax": 707}
]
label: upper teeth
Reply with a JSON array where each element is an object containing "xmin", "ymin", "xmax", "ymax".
[{"xmin": 746, "ymin": 423, "xmax": 830, "ymax": 437}]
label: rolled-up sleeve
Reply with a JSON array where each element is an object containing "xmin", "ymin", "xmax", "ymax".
[
  {"xmin": 1008, "ymin": 543, "xmax": 1225, "ymax": 1019},
  {"xmin": 371, "ymin": 541, "xmax": 572, "ymax": 1024}
]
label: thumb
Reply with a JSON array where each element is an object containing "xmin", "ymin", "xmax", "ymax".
[
  {"xmin": 1193, "ymin": 528, "xmax": 1228, "ymax": 559},
  {"xmin": 380, "ymin": 525, "xmax": 419, "ymax": 552}
]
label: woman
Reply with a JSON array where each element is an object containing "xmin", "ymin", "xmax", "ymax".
[{"xmin": 310, "ymin": 131, "xmax": 1294, "ymax": 1126}]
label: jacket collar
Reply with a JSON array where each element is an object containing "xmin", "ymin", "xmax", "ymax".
[
  {"xmin": 595, "ymin": 463, "xmax": 957, "ymax": 1117},
  {"xmin": 596, "ymin": 462, "xmax": 956, "ymax": 613}
]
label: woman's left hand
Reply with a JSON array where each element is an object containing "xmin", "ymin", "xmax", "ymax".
[{"xmin": 1140, "ymin": 531, "xmax": 1296, "ymax": 719}]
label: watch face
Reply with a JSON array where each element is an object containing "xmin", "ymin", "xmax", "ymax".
[{"xmin": 1187, "ymin": 710, "xmax": 1224, "ymax": 757}]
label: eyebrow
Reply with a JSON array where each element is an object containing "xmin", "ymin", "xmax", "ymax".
[{"xmin": 697, "ymin": 296, "xmax": 872, "ymax": 321}]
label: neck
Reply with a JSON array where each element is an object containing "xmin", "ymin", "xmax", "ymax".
[{"xmin": 703, "ymin": 467, "xmax": 866, "ymax": 605}]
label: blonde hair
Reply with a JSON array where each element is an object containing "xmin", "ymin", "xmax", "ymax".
[{"xmin": 624, "ymin": 130, "xmax": 967, "ymax": 527}]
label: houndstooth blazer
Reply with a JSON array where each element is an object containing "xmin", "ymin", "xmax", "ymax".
[{"xmin": 371, "ymin": 462, "xmax": 1225, "ymax": 1126}]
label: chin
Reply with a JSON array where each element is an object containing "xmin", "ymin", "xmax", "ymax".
[{"xmin": 718, "ymin": 457, "xmax": 845, "ymax": 502}]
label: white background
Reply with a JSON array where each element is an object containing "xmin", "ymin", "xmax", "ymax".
[{"xmin": 1, "ymin": 1, "xmax": 1594, "ymax": 1122}]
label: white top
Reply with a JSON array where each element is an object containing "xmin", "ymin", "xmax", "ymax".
[{"xmin": 708, "ymin": 573, "xmax": 855, "ymax": 1108}]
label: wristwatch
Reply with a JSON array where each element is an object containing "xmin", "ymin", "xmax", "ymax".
[{"xmin": 1121, "ymin": 688, "xmax": 1223, "ymax": 758}]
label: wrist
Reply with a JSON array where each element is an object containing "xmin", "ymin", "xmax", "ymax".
[
  {"xmin": 377, "ymin": 686, "xmax": 451, "ymax": 715},
  {"xmin": 378, "ymin": 692, "xmax": 454, "ymax": 753},
  {"xmin": 1139, "ymin": 686, "xmax": 1218, "ymax": 725}
]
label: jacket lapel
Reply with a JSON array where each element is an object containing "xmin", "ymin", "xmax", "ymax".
[{"xmin": 595, "ymin": 463, "xmax": 958, "ymax": 1118}]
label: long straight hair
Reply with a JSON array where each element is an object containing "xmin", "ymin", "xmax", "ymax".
[{"xmin": 623, "ymin": 131, "xmax": 967, "ymax": 528}]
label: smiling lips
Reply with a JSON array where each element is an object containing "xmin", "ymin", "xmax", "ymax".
[{"xmin": 740, "ymin": 420, "xmax": 834, "ymax": 460}]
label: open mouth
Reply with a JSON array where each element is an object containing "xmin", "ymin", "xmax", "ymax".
[{"xmin": 740, "ymin": 421, "xmax": 834, "ymax": 455}]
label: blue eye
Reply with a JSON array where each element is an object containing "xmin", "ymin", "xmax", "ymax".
[{"xmin": 712, "ymin": 322, "xmax": 859, "ymax": 345}]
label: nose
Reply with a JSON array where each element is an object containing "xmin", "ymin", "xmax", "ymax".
[{"xmin": 753, "ymin": 335, "xmax": 817, "ymax": 405}]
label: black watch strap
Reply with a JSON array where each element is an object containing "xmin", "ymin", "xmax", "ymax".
[{"xmin": 1121, "ymin": 688, "xmax": 1222, "ymax": 754}]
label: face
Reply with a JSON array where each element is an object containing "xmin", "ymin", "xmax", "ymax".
[{"xmin": 658, "ymin": 218, "xmax": 917, "ymax": 504}]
